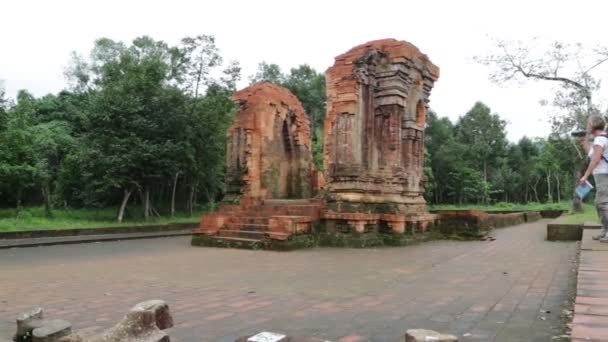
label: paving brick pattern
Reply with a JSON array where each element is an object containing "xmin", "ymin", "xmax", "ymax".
[
  {"xmin": 0, "ymin": 219, "xmax": 576, "ymax": 341},
  {"xmin": 573, "ymin": 230, "xmax": 608, "ymax": 341}
]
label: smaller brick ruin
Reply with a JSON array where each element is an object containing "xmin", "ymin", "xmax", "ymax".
[
  {"xmin": 194, "ymin": 82, "xmax": 324, "ymax": 247},
  {"xmin": 224, "ymin": 81, "xmax": 321, "ymax": 202}
]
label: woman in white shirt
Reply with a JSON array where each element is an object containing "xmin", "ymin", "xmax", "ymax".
[{"xmin": 580, "ymin": 115, "xmax": 608, "ymax": 242}]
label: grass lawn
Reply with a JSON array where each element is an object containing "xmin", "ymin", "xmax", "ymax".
[
  {"xmin": 2, "ymin": 201, "xmax": 597, "ymax": 232},
  {"xmin": 0, "ymin": 206, "xmax": 200, "ymax": 232},
  {"xmin": 429, "ymin": 201, "xmax": 600, "ymax": 225},
  {"xmin": 429, "ymin": 202, "xmax": 570, "ymax": 212},
  {"xmin": 562, "ymin": 203, "xmax": 599, "ymax": 224}
]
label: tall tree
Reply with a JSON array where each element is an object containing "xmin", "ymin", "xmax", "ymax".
[
  {"xmin": 248, "ymin": 63, "xmax": 326, "ymax": 169},
  {"xmin": 72, "ymin": 36, "xmax": 189, "ymax": 221},
  {"xmin": 0, "ymin": 91, "xmax": 37, "ymax": 213},
  {"xmin": 475, "ymin": 38, "xmax": 608, "ymax": 131},
  {"xmin": 180, "ymin": 35, "xmax": 223, "ymax": 98},
  {"xmin": 0, "ymin": 81, "xmax": 9, "ymax": 130},
  {"xmin": 455, "ymin": 102, "xmax": 507, "ymax": 182},
  {"xmin": 185, "ymin": 85, "xmax": 236, "ymax": 214},
  {"xmin": 282, "ymin": 65, "xmax": 326, "ymax": 131},
  {"xmin": 476, "ymin": 38, "xmax": 608, "ymax": 211},
  {"xmin": 249, "ymin": 62, "xmax": 284, "ymax": 84}
]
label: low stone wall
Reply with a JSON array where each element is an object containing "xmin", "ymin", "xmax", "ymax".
[
  {"xmin": 432, "ymin": 210, "xmax": 539, "ymax": 239},
  {"xmin": 0, "ymin": 222, "xmax": 197, "ymax": 240},
  {"xmin": 486, "ymin": 212, "xmax": 527, "ymax": 228},
  {"xmin": 523, "ymin": 211, "xmax": 542, "ymax": 222},
  {"xmin": 540, "ymin": 209, "xmax": 566, "ymax": 218},
  {"xmin": 431, "ymin": 210, "xmax": 491, "ymax": 239},
  {"xmin": 547, "ymin": 224, "xmax": 583, "ymax": 241}
]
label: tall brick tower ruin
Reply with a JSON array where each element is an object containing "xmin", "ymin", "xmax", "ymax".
[{"xmin": 322, "ymin": 39, "xmax": 440, "ymax": 231}]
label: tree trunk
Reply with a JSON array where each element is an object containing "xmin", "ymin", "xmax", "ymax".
[
  {"xmin": 533, "ymin": 177, "xmax": 540, "ymax": 202},
  {"xmin": 16, "ymin": 186, "xmax": 22, "ymax": 217},
  {"xmin": 144, "ymin": 187, "xmax": 150, "ymax": 220},
  {"xmin": 171, "ymin": 173, "xmax": 179, "ymax": 217},
  {"xmin": 188, "ymin": 183, "xmax": 196, "ymax": 217},
  {"xmin": 117, "ymin": 188, "xmax": 132, "ymax": 223},
  {"xmin": 555, "ymin": 174, "xmax": 561, "ymax": 203},
  {"xmin": 42, "ymin": 182, "xmax": 53, "ymax": 218},
  {"xmin": 194, "ymin": 63, "xmax": 204, "ymax": 98},
  {"xmin": 571, "ymin": 89, "xmax": 592, "ymax": 212},
  {"xmin": 547, "ymin": 172, "xmax": 552, "ymax": 203},
  {"xmin": 483, "ymin": 160, "xmax": 487, "ymax": 183}
]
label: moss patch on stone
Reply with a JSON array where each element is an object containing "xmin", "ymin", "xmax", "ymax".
[
  {"xmin": 266, "ymin": 235, "xmax": 316, "ymax": 251},
  {"xmin": 191, "ymin": 234, "xmax": 264, "ymax": 250},
  {"xmin": 381, "ymin": 232, "xmax": 432, "ymax": 246},
  {"xmin": 316, "ymin": 232, "xmax": 384, "ymax": 248}
]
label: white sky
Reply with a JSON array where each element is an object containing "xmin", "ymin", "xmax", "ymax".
[{"xmin": 2, "ymin": 0, "xmax": 608, "ymax": 141}]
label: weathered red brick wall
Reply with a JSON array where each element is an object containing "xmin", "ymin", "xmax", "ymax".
[
  {"xmin": 323, "ymin": 39, "xmax": 439, "ymax": 215},
  {"xmin": 225, "ymin": 81, "xmax": 318, "ymax": 201}
]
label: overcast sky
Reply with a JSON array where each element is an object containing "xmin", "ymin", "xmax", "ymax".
[{"xmin": 2, "ymin": 0, "xmax": 607, "ymax": 141}]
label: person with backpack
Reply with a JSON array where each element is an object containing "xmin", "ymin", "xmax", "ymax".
[{"xmin": 580, "ymin": 115, "xmax": 608, "ymax": 242}]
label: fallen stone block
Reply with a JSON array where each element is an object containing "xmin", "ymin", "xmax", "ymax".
[
  {"xmin": 13, "ymin": 300, "xmax": 174, "ymax": 342},
  {"xmin": 236, "ymin": 332, "xmax": 330, "ymax": 342},
  {"xmin": 31, "ymin": 319, "xmax": 71, "ymax": 342},
  {"xmin": 14, "ymin": 307, "xmax": 44, "ymax": 341},
  {"xmin": 546, "ymin": 224, "xmax": 583, "ymax": 241},
  {"xmin": 405, "ymin": 329, "xmax": 458, "ymax": 342},
  {"xmin": 61, "ymin": 299, "xmax": 173, "ymax": 342}
]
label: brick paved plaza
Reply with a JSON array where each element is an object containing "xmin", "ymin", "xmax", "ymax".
[{"xmin": 0, "ymin": 219, "xmax": 577, "ymax": 341}]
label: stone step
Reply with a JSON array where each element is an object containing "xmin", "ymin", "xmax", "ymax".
[
  {"xmin": 212, "ymin": 236, "xmax": 264, "ymax": 248},
  {"xmin": 263, "ymin": 199, "xmax": 315, "ymax": 205},
  {"xmin": 225, "ymin": 223, "xmax": 270, "ymax": 232},
  {"xmin": 270, "ymin": 215, "xmax": 314, "ymax": 223},
  {"xmin": 218, "ymin": 230, "xmax": 267, "ymax": 239},
  {"xmin": 229, "ymin": 216, "xmax": 270, "ymax": 225},
  {"xmin": 254, "ymin": 206, "xmax": 321, "ymax": 218}
]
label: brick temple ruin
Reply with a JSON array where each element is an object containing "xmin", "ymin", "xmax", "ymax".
[
  {"xmin": 192, "ymin": 39, "xmax": 442, "ymax": 249},
  {"xmin": 322, "ymin": 39, "xmax": 439, "ymax": 235}
]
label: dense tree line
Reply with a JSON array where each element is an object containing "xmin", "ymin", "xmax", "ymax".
[
  {"xmin": 0, "ymin": 36, "xmax": 328, "ymax": 221},
  {"xmin": 424, "ymin": 102, "xmax": 577, "ymax": 205},
  {"xmin": 0, "ymin": 35, "xmax": 579, "ymax": 221},
  {"xmin": 0, "ymin": 35, "xmax": 241, "ymax": 221}
]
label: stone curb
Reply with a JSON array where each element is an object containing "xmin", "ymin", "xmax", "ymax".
[
  {"xmin": 0, "ymin": 222, "xmax": 197, "ymax": 239},
  {"xmin": 0, "ymin": 230, "xmax": 193, "ymax": 249}
]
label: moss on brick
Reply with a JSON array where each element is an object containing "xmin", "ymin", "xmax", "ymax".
[
  {"xmin": 380, "ymin": 233, "xmax": 431, "ymax": 246},
  {"xmin": 262, "ymin": 164, "xmax": 281, "ymax": 198},
  {"xmin": 191, "ymin": 234, "xmax": 264, "ymax": 249},
  {"xmin": 317, "ymin": 232, "xmax": 384, "ymax": 248},
  {"xmin": 266, "ymin": 235, "xmax": 316, "ymax": 251},
  {"xmin": 435, "ymin": 217, "xmax": 489, "ymax": 239}
]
